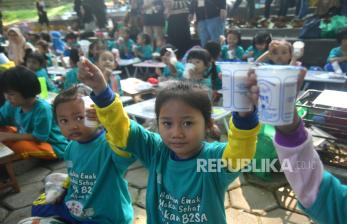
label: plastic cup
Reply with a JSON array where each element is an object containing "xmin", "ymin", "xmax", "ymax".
[
  {"xmin": 79, "ymin": 40, "xmax": 91, "ymax": 56},
  {"xmin": 183, "ymin": 63, "xmax": 195, "ymax": 78},
  {"xmin": 293, "ymin": 41, "xmax": 305, "ymax": 58},
  {"xmin": 218, "ymin": 62, "xmax": 255, "ymax": 112},
  {"xmin": 255, "ymin": 65, "xmax": 301, "ymax": 125},
  {"xmin": 82, "ymin": 96, "xmax": 98, "ymax": 128}
]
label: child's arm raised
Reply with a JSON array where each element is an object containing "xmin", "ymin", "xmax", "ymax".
[{"xmin": 222, "ymin": 70, "xmax": 261, "ymax": 171}]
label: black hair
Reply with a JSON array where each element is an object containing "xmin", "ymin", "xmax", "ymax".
[
  {"xmin": 26, "ymin": 52, "xmax": 46, "ymax": 68},
  {"xmin": 336, "ymin": 27, "xmax": 347, "ymax": 44},
  {"xmin": 88, "ymin": 39, "xmax": 106, "ymax": 59},
  {"xmin": 187, "ymin": 48, "xmax": 211, "ymax": 66},
  {"xmin": 36, "ymin": 39, "xmax": 49, "ymax": 51},
  {"xmin": 204, "ymin": 41, "xmax": 221, "ymax": 90},
  {"xmin": 70, "ymin": 47, "xmax": 80, "ymax": 64},
  {"xmin": 52, "ymin": 84, "xmax": 90, "ymax": 120},
  {"xmin": 40, "ymin": 32, "xmax": 51, "ymax": 43},
  {"xmin": 65, "ymin": 32, "xmax": 78, "ymax": 41},
  {"xmin": 0, "ymin": 66, "xmax": 41, "ymax": 98},
  {"xmin": 155, "ymin": 80, "xmax": 212, "ymax": 125},
  {"xmin": 159, "ymin": 44, "xmax": 176, "ymax": 56},
  {"xmin": 226, "ymin": 29, "xmax": 242, "ymax": 46},
  {"xmin": 139, "ymin": 33, "xmax": 151, "ymax": 45},
  {"xmin": 252, "ymin": 32, "xmax": 272, "ymax": 49}
]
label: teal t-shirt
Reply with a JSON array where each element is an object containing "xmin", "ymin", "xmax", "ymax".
[
  {"xmin": 135, "ymin": 44, "xmax": 153, "ymax": 60},
  {"xmin": 64, "ymin": 67, "xmax": 79, "ymax": 89},
  {"xmin": 327, "ymin": 47, "xmax": 343, "ymax": 63},
  {"xmin": 64, "ymin": 130, "xmax": 135, "ymax": 223},
  {"xmin": 221, "ymin": 45, "xmax": 244, "ymax": 61},
  {"xmin": 299, "ymin": 171, "xmax": 347, "ymax": 224},
  {"xmin": 122, "ymin": 121, "xmax": 240, "ymax": 224},
  {"xmin": 0, "ymin": 99, "xmax": 68, "ymax": 158},
  {"xmin": 243, "ymin": 45, "xmax": 266, "ymax": 61},
  {"xmin": 163, "ymin": 62, "xmax": 185, "ymax": 80},
  {"xmin": 36, "ymin": 68, "xmax": 59, "ymax": 92},
  {"xmin": 108, "ymin": 74, "xmax": 123, "ymax": 96}
]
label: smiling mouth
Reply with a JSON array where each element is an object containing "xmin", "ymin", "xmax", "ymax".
[{"xmin": 69, "ymin": 132, "xmax": 82, "ymax": 139}]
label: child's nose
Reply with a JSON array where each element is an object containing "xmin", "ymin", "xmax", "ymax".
[{"xmin": 172, "ymin": 125, "xmax": 184, "ymax": 138}]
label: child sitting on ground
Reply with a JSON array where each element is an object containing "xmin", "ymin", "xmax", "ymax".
[
  {"xmin": 243, "ymin": 32, "xmax": 272, "ymax": 61},
  {"xmin": 221, "ymin": 30, "xmax": 244, "ymax": 61},
  {"xmin": 155, "ymin": 44, "xmax": 184, "ymax": 81},
  {"xmin": 256, "ymin": 39, "xmax": 302, "ymax": 66},
  {"xmin": 133, "ymin": 33, "xmax": 153, "ymax": 60},
  {"xmin": 0, "ymin": 66, "xmax": 67, "ymax": 159},
  {"xmin": 36, "ymin": 39, "xmax": 53, "ymax": 67},
  {"xmin": 64, "ymin": 48, "xmax": 80, "ymax": 89}
]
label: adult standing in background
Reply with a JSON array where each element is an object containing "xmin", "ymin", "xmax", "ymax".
[
  {"xmin": 164, "ymin": 0, "xmax": 192, "ymax": 58},
  {"xmin": 142, "ymin": 0, "xmax": 165, "ymax": 44},
  {"xmin": 36, "ymin": 0, "xmax": 50, "ymax": 29},
  {"xmin": 85, "ymin": 0, "xmax": 107, "ymax": 29},
  {"xmin": 190, "ymin": 0, "xmax": 227, "ymax": 47},
  {"xmin": 6, "ymin": 28, "xmax": 35, "ymax": 65}
]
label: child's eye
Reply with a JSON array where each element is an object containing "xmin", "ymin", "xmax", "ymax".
[
  {"xmin": 59, "ymin": 119, "xmax": 68, "ymax": 124},
  {"xmin": 76, "ymin": 116, "xmax": 84, "ymax": 121},
  {"xmin": 161, "ymin": 121, "xmax": 172, "ymax": 127},
  {"xmin": 183, "ymin": 121, "xmax": 193, "ymax": 127}
]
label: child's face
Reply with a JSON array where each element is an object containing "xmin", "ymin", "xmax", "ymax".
[
  {"xmin": 137, "ymin": 35, "xmax": 144, "ymax": 45},
  {"xmin": 158, "ymin": 99, "xmax": 207, "ymax": 159},
  {"xmin": 26, "ymin": 58, "xmax": 41, "ymax": 72},
  {"xmin": 255, "ymin": 43, "xmax": 267, "ymax": 51},
  {"xmin": 91, "ymin": 43, "xmax": 106, "ymax": 57},
  {"xmin": 55, "ymin": 99, "xmax": 98, "ymax": 142},
  {"xmin": 120, "ymin": 30, "xmax": 129, "ymax": 40},
  {"xmin": 227, "ymin": 34, "xmax": 239, "ymax": 47},
  {"xmin": 8, "ymin": 31, "xmax": 20, "ymax": 43},
  {"xmin": 187, "ymin": 58, "xmax": 208, "ymax": 78},
  {"xmin": 4, "ymin": 90, "xmax": 26, "ymax": 107},
  {"xmin": 269, "ymin": 45, "xmax": 292, "ymax": 65},
  {"xmin": 97, "ymin": 52, "xmax": 115, "ymax": 71}
]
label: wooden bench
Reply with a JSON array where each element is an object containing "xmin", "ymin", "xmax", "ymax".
[{"xmin": 0, "ymin": 143, "xmax": 21, "ymax": 193}]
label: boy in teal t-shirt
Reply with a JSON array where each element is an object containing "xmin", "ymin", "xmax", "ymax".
[
  {"xmin": 221, "ymin": 30, "xmax": 244, "ymax": 61},
  {"xmin": 64, "ymin": 48, "xmax": 80, "ymax": 89},
  {"xmin": 134, "ymin": 33, "xmax": 153, "ymax": 60},
  {"xmin": 156, "ymin": 45, "xmax": 184, "ymax": 80},
  {"xmin": 32, "ymin": 86, "xmax": 135, "ymax": 223}
]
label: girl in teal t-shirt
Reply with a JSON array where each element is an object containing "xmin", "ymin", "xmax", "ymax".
[
  {"xmin": 64, "ymin": 48, "xmax": 80, "ymax": 89},
  {"xmin": 133, "ymin": 33, "xmax": 153, "ymax": 60},
  {"xmin": 221, "ymin": 30, "xmax": 244, "ymax": 61},
  {"xmin": 0, "ymin": 66, "xmax": 67, "ymax": 159}
]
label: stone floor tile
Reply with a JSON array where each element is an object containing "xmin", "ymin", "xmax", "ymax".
[
  {"xmin": 41, "ymin": 160, "xmax": 66, "ymax": 171},
  {"xmin": 226, "ymin": 207, "xmax": 260, "ymax": 224},
  {"xmin": 133, "ymin": 205, "xmax": 147, "ymax": 224},
  {"xmin": 137, "ymin": 189, "xmax": 146, "ymax": 208},
  {"xmin": 3, "ymin": 182, "xmax": 43, "ymax": 210},
  {"xmin": 54, "ymin": 167, "xmax": 68, "ymax": 174},
  {"xmin": 230, "ymin": 185, "xmax": 278, "ymax": 215},
  {"xmin": 275, "ymin": 186, "xmax": 305, "ymax": 215},
  {"xmin": 129, "ymin": 186, "xmax": 139, "ymax": 204},
  {"xmin": 225, "ymin": 192, "xmax": 230, "ymax": 208},
  {"xmin": 245, "ymin": 172, "xmax": 288, "ymax": 191},
  {"xmin": 13, "ymin": 159, "xmax": 41, "ymax": 176},
  {"xmin": 17, "ymin": 167, "xmax": 51, "ymax": 186},
  {"xmin": 228, "ymin": 174, "xmax": 248, "ymax": 190},
  {"xmin": 3, "ymin": 206, "xmax": 31, "ymax": 224},
  {"xmin": 128, "ymin": 160, "xmax": 144, "ymax": 171},
  {"xmin": 0, "ymin": 206, "xmax": 9, "ymax": 222},
  {"xmin": 126, "ymin": 167, "xmax": 148, "ymax": 188},
  {"xmin": 260, "ymin": 208, "xmax": 312, "ymax": 224}
]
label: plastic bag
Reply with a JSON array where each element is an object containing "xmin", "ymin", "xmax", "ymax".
[
  {"xmin": 44, "ymin": 173, "xmax": 69, "ymax": 204},
  {"xmin": 320, "ymin": 16, "xmax": 347, "ymax": 38}
]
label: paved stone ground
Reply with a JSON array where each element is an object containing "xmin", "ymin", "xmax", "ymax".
[{"xmin": 0, "ymin": 158, "xmax": 315, "ymax": 224}]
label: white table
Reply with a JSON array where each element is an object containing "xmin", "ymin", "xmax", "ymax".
[
  {"xmin": 118, "ymin": 58, "xmax": 141, "ymax": 77},
  {"xmin": 133, "ymin": 60, "xmax": 166, "ymax": 77},
  {"xmin": 304, "ymin": 71, "xmax": 346, "ymax": 90},
  {"xmin": 120, "ymin": 78, "xmax": 154, "ymax": 98},
  {"xmin": 124, "ymin": 98, "xmax": 231, "ymax": 131},
  {"xmin": 47, "ymin": 66, "xmax": 68, "ymax": 76}
]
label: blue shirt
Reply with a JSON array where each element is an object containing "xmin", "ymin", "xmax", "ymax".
[
  {"xmin": 0, "ymin": 99, "xmax": 68, "ymax": 158},
  {"xmin": 64, "ymin": 130, "xmax": 135, "ymax": 223}
]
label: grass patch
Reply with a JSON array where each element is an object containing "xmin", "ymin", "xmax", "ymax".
[{"xmin": 3, "ymin": 3, "xmax": 73, "ymax": 25}]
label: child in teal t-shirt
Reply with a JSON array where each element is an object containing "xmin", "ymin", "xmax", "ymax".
[
  {"xmin": 77, "ymin": 59, "xmax": 260, "ymax": 224},
  {"xmin": 36, "ymin": 39, "xmax": 53, "ymax": 67},
  {"xmin": 96, "ymin": 51, "xmax": 123, "ymax": 95},
  {"xmin": 26, "ymin": 52, "xmax": 58, "ymax": 92},
  {"xmin": 114, "ymin": 28, "xmax": 136, "ymax": 59},
  {"xmin": 221, "ymin": 30, "xmax": 244, "ymax": 61},
  {"xmin": 64, "ymin": 48, "xmax": 80, "ymax": 89},
  {"xmin": 155, "ymin": 44, "xmax": 184, "ymax": 80},
  {"xmin": 243, "ymin": 32, "xmax": 272, "ymax": 61},
  {"xmin": 31, "ymin": 85, "xmax": 135, "ymax": 223},
  {"xmin": 0, "ymin": 66, "xmax": 67, "ymax": 159},
  {"xmin": 133, "ymin": 33, "xmax": 153, "ymax": 60}
]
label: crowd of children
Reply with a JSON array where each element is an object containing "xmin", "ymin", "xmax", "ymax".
[{"xmin": 0, "ymin": 16, "xmax": 347, "ymax": 223}]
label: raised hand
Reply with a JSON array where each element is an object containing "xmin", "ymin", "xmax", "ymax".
[{"xmin": 78, "ymin": 58, "xmax": 108, "ymax": 95}]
